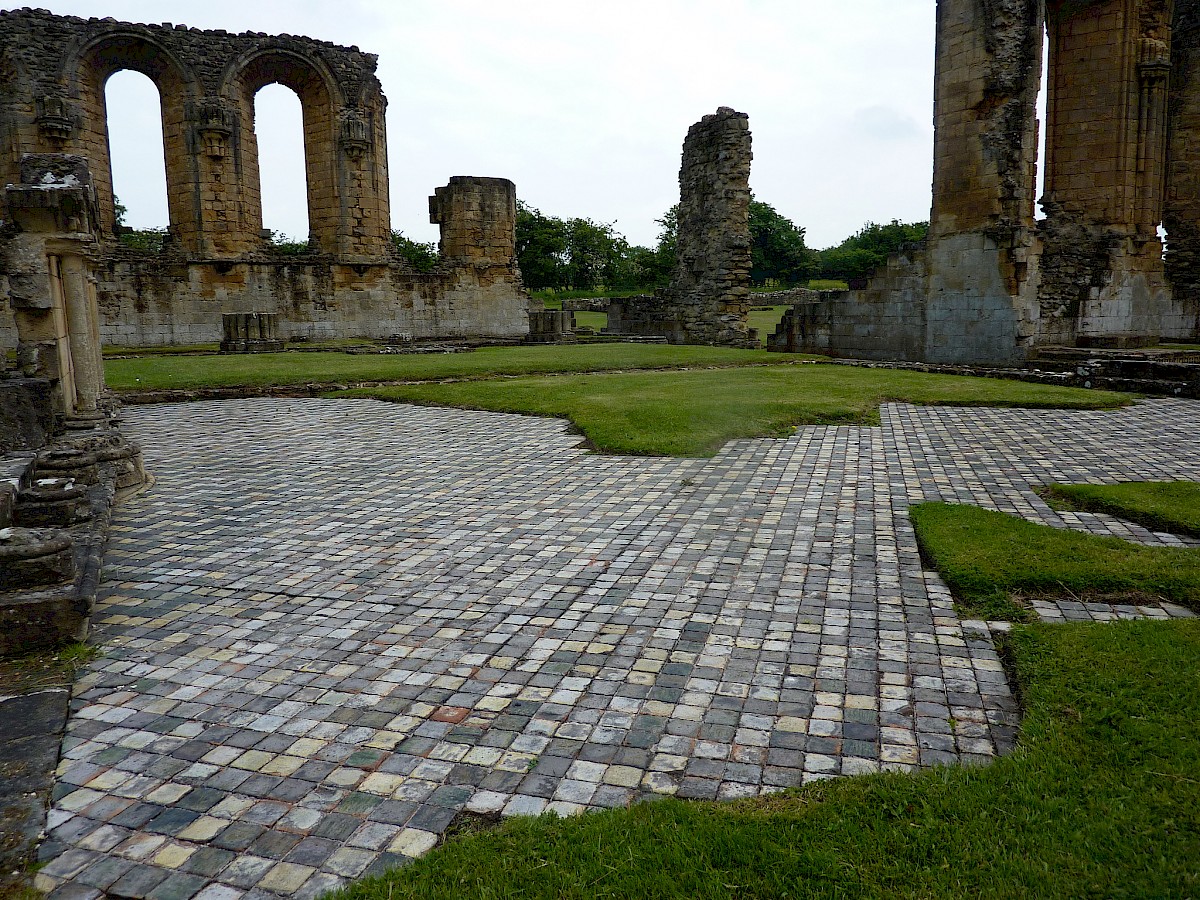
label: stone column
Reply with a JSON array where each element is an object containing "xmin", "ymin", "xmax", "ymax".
[
  {"xmin": 1039, "ymin": 0, "xmax": 1175, "ymax": 346},
  {"xmin": 930, "ymin": 0, "xmax": 1043, "ymax": 238},
  {"xmin": 336, "ymin": 100, "xmax": 392, "ymax": 259},
  {"xmin": 663, "ymin": 107, "xmax": 755, "ymax": 347},
  {"xmin": 58, "ymin": 253, "xmax": 102, "ymax": 412},
  {"xmin": 3, "ymin": 155, "xmax": 106, "ymax": 417},
  {"xmin": 1166, "ymin": 5, "xmax": 1200, "ymax": 337}
]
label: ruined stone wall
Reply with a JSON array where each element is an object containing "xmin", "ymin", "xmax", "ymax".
[
  {"xmin": 616, "ymin": 108, "xmax": 756, "ymax": 347},
  {"xmin": 769, "ymin": 0, "xmax": 1196, "ymax": 365},
  {"xmin": 93, "ymin": 176, "xmax": 528, "ymax": 346},
  {"xmin": 772, "ymin": 0, "xmax": 1043, "ymax": 367},
  {"xmin": 94, "ymin": 249, "xmax": 529, "ymax": 346},
  {"xmin": 1166, "ymin": 3, "xmax": 1200, "ymax": 335},
  {"xmin": 0, "ymin": 10, "xmax": 530, "ymax": 347},
  {"xmin": 0, "ymin": 7, "xmax": 390, "ymax": 258},
  {"xmin": 1037, "ymin": 0, "xmax": 1180, "ymax": 346},
  {"xmin": 767, "ymin": 249, "xmax": 928, "ymax": 359}
]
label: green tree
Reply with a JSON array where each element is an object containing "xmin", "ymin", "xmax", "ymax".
[
  {"xmin": 516, "ymin": 202, "xmax": 569, "ymax": 290},
  {"xmin": 391, "ymin": 230, "xmax": 439, "ymax": 272},
  {"xmin": 747, "ymin": 199, "xmax": 816, "ymax": 286},
  {"xmin": 516, "ymin": 202, "xmax": 662, "ymax": 293},
  {"xmin": 634, "ymin": 205, "xmax": 678, "ymax": 288},
  {"xmin": 563, "ymin": 217, "xmax": 615, "ymax": 291},
  {"xmin": 817, "ymin": 219, "xmax": 929, "ymax": 282},
  {"xmin": 652, "ymin": 200, "xmax": 815, "ymax": 287}
]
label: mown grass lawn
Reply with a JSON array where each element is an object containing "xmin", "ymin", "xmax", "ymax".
[
  {"xmin": 103, "ymin": 344, "xmax": 797, "ymax": 391},
  {"xmin": 1045, "ymin": 480, "xmax": 1200, "ymax": 539},
  {"xmin": 329, "ymin": 620, "xmax": 1200, "ymax": 900},
  {"xmin": 911, "ymin": 500, "xmax": 1200, "ymax": 622},
  {"xmin": 339, "ymin": 365, "xmax": 1130, "ymax": 457},
  {"xmin": 746, "ymin": 304, "xmax": 790, "ymax": 344}
]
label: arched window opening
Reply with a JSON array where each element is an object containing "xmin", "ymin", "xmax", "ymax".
[
  {"xmin": 105, "ymin": 69, "xmax": 169, "ymax": 244},
  {"xmin": 254, "ymin": 83, "xmax": 310, "ymax": 249}
]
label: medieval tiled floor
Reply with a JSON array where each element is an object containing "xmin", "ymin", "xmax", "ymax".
[{"xmin": 35, "ymin": 397, "xmax": 1200, "ymax": 899}]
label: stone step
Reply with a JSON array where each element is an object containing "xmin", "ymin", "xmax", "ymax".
[{"xmin": 1, "ymin": 455, "xmax": 35, "ymax": 529}]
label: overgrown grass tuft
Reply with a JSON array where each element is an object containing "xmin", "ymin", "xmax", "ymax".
[
  {"xmin": 0, "ymin": 642, "xmax": 102, "ymax": 695},
  {"xmin": 1044, "ymin": 480, "xmax": 1200, "ymax": 538},
  {"xmin": 329, "ymin": 620, "xmax": 1200, "ymax": 900},
  {"xmin": 911, "ymin": 501, "xmax": 1200, "ymax": 620},
  {"xmin": 340, "ymin": 366, "xmax": 1130, "ymax": 457}
]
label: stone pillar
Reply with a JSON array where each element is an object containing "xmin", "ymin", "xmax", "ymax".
[
  {"xmin": 336, "ymin": 100, "xmax": 391, "ymax": 259},
  {"xmin": 662, "ymin": 107, "xmax": 755, "ymax": 347},
  {"xmin": 429, "ymin": 177, "xmax": 518, "ymax": 265},
  {"xmin": 220, "ymin": 312, "xmax": 284, "ymax": 352},
  {"xmin": 1039, "ymin": 0, "xmax": 1175, "ymax": 346},
  {"xmin": 58, "ymin": 253, "xmax": 103, "ymax": 412},
  {"xmin": 1166, "ymin": 5, "xmax": 1200, "ymax": 337},
  {"xmin": 1044, "ymin": 0, "xmax": 1167, "ymax": 231},
  {"xmin": 3, "ymin": 155, "xmax": 106, "ymax": 417},
  {"xmin": 930, "ymin": 0, "xmax": 1043, "ymax": 239},
  {"xmin": 187, "ymin": 97, "xmax": 249, "ymax": 258}
]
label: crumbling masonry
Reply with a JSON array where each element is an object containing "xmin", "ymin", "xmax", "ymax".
[
  {"xmin": 606, "ymin": 107, "xmax": 758, "ymax": 348},
  {"xmin": 0, "ymin": 8, "xmax": 530, "ymax": 357},
  {"xmin": 770, "ymin": 0, "xmax": 1200, "ymax": 363}
]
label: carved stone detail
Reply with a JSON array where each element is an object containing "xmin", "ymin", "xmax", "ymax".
[{"xmin": 35, "ymin": 95, "xmax": 75, "ymax": 144}]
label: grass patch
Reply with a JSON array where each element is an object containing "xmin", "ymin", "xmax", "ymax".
[
  {"xmin": 911, "ymin": 502, "xmax": 1200, "ymax": 620},
  {"xmin": 330, "ymin": 619, "xmax": 1200, "ymax": 899},
  {"xmin": 747, "ymin": 305, "xmax": 790, "ymax": 344},
  {"xmin": 338, "ymin": 365, "xmax": 1130, "ymax": 457},
  {"xmin": 533, "ymin": 288, "xmax": 649, "ymax": 304},
  {"xmin": 0, "ymin": 642, "xmax": 102, "ymax": 695},
  {"xmin": 104, "ymin": 344, "xmax": 795, "ymax": 392},
  {"xmin": 572, "ymin": 311, "xmax": 608, "ymax": 331},
  {"xmin": 1044, "ymin": 481, "xmax": 1200, "ymax": 538},
  {"xmin": 806, "ymin": 279, "xmax": 850, "ymax": 290}
]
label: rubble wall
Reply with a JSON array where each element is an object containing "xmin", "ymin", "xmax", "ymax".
[{"xmin": 615, "ymin": 108, "xmax": 756, "ymax": 347}]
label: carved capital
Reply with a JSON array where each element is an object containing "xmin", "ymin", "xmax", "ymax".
[
  {"xmin": 35, "ymin": 96, "xmax": 76, "ymax": 144},
  {"xmin": 187, "ymin": 98, "xmax": 235, "ymax": 160},
  {"xmin": 339, "ymin": 109, "xmax": 370, "ymax": 161},
  {"xmin": 1138, "ymin": 37, "xmax": 1171, "ymax": 82}
]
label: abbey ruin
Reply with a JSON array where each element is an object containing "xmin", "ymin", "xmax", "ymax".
[
  {"xmin": 2, "ymin": 0, "xmax": 1199, "ymax": 417},
  {"xmin": 0, "ymin": 7, "xmax": 530, "ymax": 378},
  {"xmin": 770, "ymin": 0, "xmax": 1200, "ymax": 363}
]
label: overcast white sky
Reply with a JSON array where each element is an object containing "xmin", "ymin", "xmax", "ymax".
[{"xmin": 38, "ymin": 0, "xmax": 941, "ymax": 249}]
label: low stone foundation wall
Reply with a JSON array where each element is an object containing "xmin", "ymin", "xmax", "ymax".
[{"xmin": 94, "ymin": 247, "xmax": 531, "ymax": 347}]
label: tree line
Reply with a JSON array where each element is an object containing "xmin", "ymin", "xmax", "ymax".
[
  {"xmin": 515, "ymin": 199, "xmax": 929, "ymax": 295},
  {"xmin": 116, "ymin": 194, "xmax": 929, "ymax": 290}
]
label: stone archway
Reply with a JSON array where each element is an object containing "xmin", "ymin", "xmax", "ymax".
[{"xmin": 62, "ymin": 31, "xmax": 197, "ymax": 243}]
